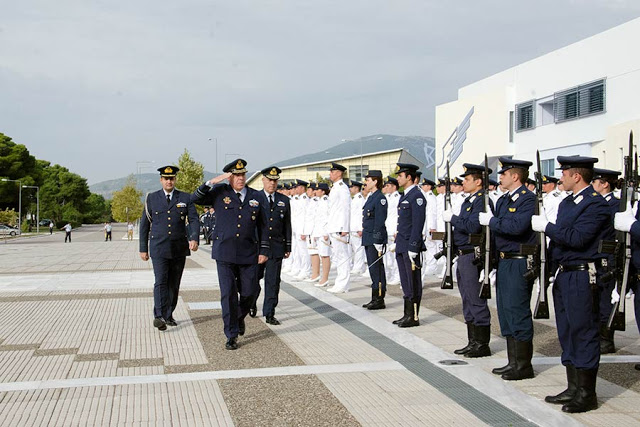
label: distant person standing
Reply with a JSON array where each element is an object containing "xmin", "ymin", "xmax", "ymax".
[
  {"xmin": 49, "ymin": 222, "xmax": 54, "ymax": 235},
  {"xmin": 62, "ymin": 223, "xmax": 72, "ymax": 242},
  {"xmin": 104, "ymin": 222, "xmax": 112, "ymax": 241},
  {"xmin": 139, "ymin": 166, "xmax": 200, "ymax": 331},
  {"xmin": 127, "ymin": 222, "xmax": 134, "ymax": 241}
]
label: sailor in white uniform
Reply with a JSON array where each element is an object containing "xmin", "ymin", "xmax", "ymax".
[
  {"xmin": 326, "ymin": 163, "xmax": 352, "ymax": 293},
  {"xmin": 349, "ymin": 180, "xmax": 367, "ymax": 275},
  {"xmin": 383, "ymin": 177, "xmax": 401, "ymax": 285}
]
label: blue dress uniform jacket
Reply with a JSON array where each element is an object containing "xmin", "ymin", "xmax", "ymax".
[
  {"xmin": 362, "ymin": 189, "xmax": 388, "ymax": 246},
  {"xmin": 489, "ymin": 186, "xmax": 537, "ymax": 252},
  {"xmin": 451, "ymin": 190, "xmax": 490, "ymax": 250},
  {"xmin": 395, "ymin": 186, "xmax": 426, "ymax": 254},
  {"xmin": 255, "ymin": 191, "xmax": 292, "ymax": 259},
  {"xmin": 139, "ymin": 189, "xmax": 200, "ymax": 258},
  {"xmin": 546, "ymin": 185, "xmax": 611, "ymax": 370},
  {"xmin": 191, "ymin": 183, "xmax": 270, "ymax": 263}
]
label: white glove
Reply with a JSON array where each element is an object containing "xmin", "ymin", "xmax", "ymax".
[
  {"xmin": 442, "ymin": 210, "xmax": 453, "ymax": 223},
  {"xmin": 408, "ymin": 251, "xmax": 419, "ymax": 261},
  {"xmin": 531, "ymin": 214, "xmax": 549, "ymax": 232},
  {"xmin": 534, "ymin": 278, "xmax": 540, "ymax": 293},
  {"xmin": 479, "ymin": 269, "xmax": 485, "ymax": 282},
  {"xmin": 388, "ymin": 243, "xmax": 396, "ymax": 253},
  {"xmin": 614, "ymin": 202, "xmax": 637, "ymax": 232},
  {"xmin": 374, "ymin": 243, "xmax": 384, "ymax": 253},
  {"xmin": 489, "ymin": 269, "xmax": 496, "ymax": 287},
  {"xmin": 634, "ymin": 201, "xmax": 639, "ymax": 216},
  {"xmin": 452, "ymin": 256, "xmax": 458, "ymax": 271},
  {"xmin": 611, "ymin": 287, "xmax": 620, "ymax": 305},
  {"xmin": 478, "ymin": 211, "xmax": 493, "ymax": 226}
]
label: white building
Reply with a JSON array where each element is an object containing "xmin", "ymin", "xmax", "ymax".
[{"xmin": 435, "ymin": 17, "xmax": 640, "ymax": 178}]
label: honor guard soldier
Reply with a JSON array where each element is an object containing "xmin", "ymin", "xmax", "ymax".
[
  {"xmin": 478, "ymin": 158, "xmax": 536, "ymax": 380},
  {"xmin": 326, "ymin": 163, "xmax": 352, "ymax": 293},
  {"xmin": 313, "ymin": 182, "xmax": 332, "ymax": 286},
  {"xmin": 393, "ymin": 163, "xmax": 426, "ymax": 327},
  {"xmin": 253, "ymin": 167, "xmax": 292, "ymax": 325},
  {"xmin": 420, "ymin": 178, "xmax": 438, "ymax": 277},
  {"xmin": 532, "ymin": 156, "xmax": 610, "ymax": 413},
  {"xmin": 542, "ymin": 175, "xmax": 562, "ymax": 224},
  {"xmin": 349, "ymin": 180, "xmax": 367, "ymax": 275},
  {"xmin": 139, "ymin": 166, "xmax": 200, "ymax": 331},
  {"xmin": 291, "ymin": 180, "xmax": 311, "ymax": 280},
  {"xmin": 444, "ymin": 163, "xmax": 493, "ymax": 358},
  {"xmin": 525, "ymin": 178, "xmax": 537, "ymax": 193},
  {"xmin": 191, "ymin": 159, "xmax": 269, "ymax": 350},
  {"xmin": 450, "ymin": 177, "xmax": 464, "ymax": 215},
  {"xmin": 361, "ymin": 170, "xmax": 388, "ymax": 309},
  {"xmin": 383, "ymin": 177, "xmax": 401, "ymax": 285},
  {"xmin": 592, "ymin": 168, "xmax": 621, "ymax": 354}
]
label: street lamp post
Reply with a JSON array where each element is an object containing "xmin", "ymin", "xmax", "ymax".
[
  {"xmin": 2, "ymin": 179, "xmax": 22, "ymax": 232},
  {"xmin": 22, "ymin": 186, "xmax": 39, "ymax": 234},
  {"xmin": 209, "ymin": 138, "xmax": 218, "ymax": 173}
]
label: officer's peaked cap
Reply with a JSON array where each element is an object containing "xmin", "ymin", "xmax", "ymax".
[
  {"xmin": 365, "ymin": 170, "xmax": 383, "ymax": 179},
  {"xmin": 349, "ymin": 180, "xmax": 363, "ymax": 188},
  {"xmin": 488, "ymin": 178, "xmax": 499, "ymax": 186},
  {"xmin": 261, "ymin": 166, "xmax": 281, "ymax": 180},
  {"xmin": 421, "ymin": 178, "xmax": 436, "ymax": 186},
  {"xmin": 497, "ymin": 157, "xmax": 533, "ymax": 174},
  {"xmin": 296, "ymin": 179, "xmax": 309, "ymax": 187},
  {"xmin": 158, "ymin": 165, "xmax": 179, "ymax": 177},
  {"xmin": 223, "ymin": 158, "xmax": 248, "ymax": 174},
  {"xmin": 317, "ymin": 182, "xmax": 330, "ymax": 191},
  {"xmin": 556, "ymin": 155, "xmax": 598, "ymax": 170},
  {"xmin": 385, "ymin": 177, "xmax": 399, "ymax": 187},
  {"xmin": 460, "ymin": 163, "xmax": 492, "ymax": 177},
  {"xmin": 592, "ymin": 168, "xmax": 621, "ymax": 180},
  {"xmin": 542, "ymin": 175, "xmax": 559, "ymax": 184},
  {"xmin": 330, "ymin": 162, "xmax": 347, "ymax": 172},
  {"xmin": 395, "ymin": 163, "xmax": 420, "ymax": 175}
]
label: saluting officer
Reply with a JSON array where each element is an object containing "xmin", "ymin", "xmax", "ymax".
[
  {"xmin": 191, "ymin": 159, "xmax": 269, "ymax": 350},
  {"xmin": 444, "ymin": 163, "xmax": 493, "ymax": 358},
  {"xmin": 139, "ymin": 166, "xmax": 200, "ymax": 331},
  {"xmin": 253, "ymin": 166, "xmax": 292, "ymax": 325},
  {"xmin": 393, "ymin": 163, "xmax": 426, "ymax": 328},
  {"xmin": 479, "ymin": 158, "xmax": 536, "ymax": 381},
  {"xmin": 361, "ymin": 170, "xmax": 388, "ymax": 310},
  {"xmin": 592, "ymin": 168, "xmax": 621, "ymax": 354},
  {"xmin": 532, "ymin": 156, "xmax": 610, "ymax": 413}
]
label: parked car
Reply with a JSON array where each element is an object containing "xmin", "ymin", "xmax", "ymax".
[
  {"xmin": 0, "ymin": 224, "xmax": 20, "ymax": 236},
  {"xmin": 39, "ymin": 219, "xmax": 54, "ymax": 227}
]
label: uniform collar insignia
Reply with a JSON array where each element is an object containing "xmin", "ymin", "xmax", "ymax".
[
  {"xmin": 574, "ymin": 195, "xmax": 584, "ymax": 204},
  {"xmin": 511, "ymin": 193, "xmax": 520, "ymax": 202}
]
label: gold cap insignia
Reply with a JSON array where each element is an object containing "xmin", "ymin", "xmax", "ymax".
[
  {"xmin": 542, "ymin": 176, "xmax": 547, "ymax": 182},
  {"xmin": 395, "ymin": 165, "xmax": 400, "ymax": 172},
  {"xmin": 236, "ymin": 160, "xmax": 244, "ymax": 170},
  {"xmin": 463, "ymin": 166, "xmax": 468, "ymax": 172},
  {"xmin": 164, "ymin": 167, "xmax": 173, "ymax": 174},
  {"xmin": 270, "ymin": 168, "xmax": 278, "ymax": 176}
]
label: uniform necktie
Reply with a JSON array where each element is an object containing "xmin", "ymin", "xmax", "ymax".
[
  {"xmin": 236, "ymin": 192, "xmax": 242, "ymax": 203},
  {"xmin": 269, "ymin": 194, "xmax": 274, "ymax": 209},
  {"xmin": 166, "ymin": 194, "xmax": 171, "ymax": 204}
]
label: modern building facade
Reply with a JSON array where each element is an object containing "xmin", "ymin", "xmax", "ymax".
[{"xmin": 435, "ymin": 17, "xmax": 640, "ymax": 178}]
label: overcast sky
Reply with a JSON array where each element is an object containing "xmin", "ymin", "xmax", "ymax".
[{"xmin": 2, "ymin": 1, "xmax": 639, "ymax": 184}]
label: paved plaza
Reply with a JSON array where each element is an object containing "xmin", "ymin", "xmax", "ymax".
[{"xmin": 2, "ymin": 223, "xmax": 640, "ymax": 426}]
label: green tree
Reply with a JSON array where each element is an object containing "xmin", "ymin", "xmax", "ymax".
[
  {"xmin": 84, "ymin": 193, "xmax": 111, "ymax": 223},
  {"xmin": 111, "ymin": 175, "xmax": 143, "ymax": 222},
  {"xmin": 0, "ymin": 208, "xmax": 17, "ymax": 226},
  {"xmin": 0, "ymin": 133, "xmax": 39, "ymax": 215},
  {"xmin": 40, "ymin": 164, "xmax": 91, "ymax": 226},
  {"xmin": 176, "ymin": 149, "xmax": 204, "ymax": 194}
]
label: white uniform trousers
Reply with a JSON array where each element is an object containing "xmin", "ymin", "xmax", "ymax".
[
  {"xmin": 349, "ymin": 233, "xmax": 366, "ymax": 274},
  {"xmin": 329, "ymin": 234, "xmax": 351, "ymax": 291},
  {"xmin": 424, "ymin": 237, "xmax": 440, "ymax": 276},
  {"xmin": 384, "ymin": 237, "xmax": 400, "ymax": 284}
]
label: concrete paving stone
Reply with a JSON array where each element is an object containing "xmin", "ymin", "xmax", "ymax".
[
  {"xmin": 18, "ymin": 354, "xmax": 75, "ymax": 382},
  {"xmin": 0, "ymin": 350, "xmax": 35, "ymax": 382},
  {"xmin": 0, "ymin": 388, "xmax": 60, "ymax": 427},
  {"xmin": 68, "ymin": 360, "xmax": 119, "ymax": 379}
]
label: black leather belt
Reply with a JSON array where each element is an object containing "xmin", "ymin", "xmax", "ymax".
[
  {"xmin": 499, "ymin": 252, "xmax": 526, "ymax": 260},
  {"xmin": 559, "ymin": 263, "xmax": 588, "ymax": 272},
  {"xmin": 457, "ymin": 248, "xmax": 475, "ymax": 256}
]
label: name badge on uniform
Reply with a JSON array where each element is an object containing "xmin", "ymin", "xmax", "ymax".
[
  {"xmin": 249, "ymin": 199, "xmax": 259, "ymax": 207},
  {"xmin": 223, "ymin": 197, "xmax": 231, "ymax": 204},
  {"xmin": 574, "ymin": 195, "xmax": 584, "ymax": 204},
  {"xmin": 511, "ymin": 193, "xmax": 520, "ymax": 202},
  {"xmin": 277, "ymin": 201, "xmax": 285, "ymax": 207},
  {"xmin": 381, "ymin": 199, "xmax": 386, "ymax": 205},
  {"xmin": 416, "ymin": 198, "xmax": 424, "ymax": 206},
  {"xmin": 177, "ymin": 202, "xmax": 186, "ymax": 207}
]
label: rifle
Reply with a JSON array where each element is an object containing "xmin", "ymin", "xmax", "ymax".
[
  {"xmin": 530, "ymin": 150, "xmax": 550, "ymax": 319},
  {"xmin": 608, "ymin": 131, "xmax": 636, "ymax": 331},
  {"xmin": 437, "ymin": 161, "xmax": 455, "ymax": 289},
  {"xmin": 479, "ymin": 155, "xmax": 492, "ymax": 299}
]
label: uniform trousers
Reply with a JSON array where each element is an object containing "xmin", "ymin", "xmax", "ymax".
[
  {"xmin": 329, "ymin": 234, "xmax": 351, "ymax": 290},
  {"xmin": 350, "ymin": 233, "xmax": 366, "ymax": 273},
  {"xmin": 455, "ymin": 253, "xmax": 491, "ymax": 326},
  {"xmin": 385, "ymin": 237, "xmax": 400, "ymax": 283},
  {"xmin": 396, "ymin": 252, "xmax": 422, "ymax": 302},
  {"xmin": 254, "ymin": 257, "xmax": 283, "ymax": 317},
  {"xmin": 496, "ymin": 258, "xmax": 534, "ymax": 342},
  {"xmin": 553, "ymin": 270, "xmax": 600, "ymax": 369},
  {"xmin": 365, "ymin": 245, "xmax": 386, "ymax": 293},
  {"xmin": 217, "ymin": 261, "xmax": 259, "ymax": 339},
  {"xmin": 424, "ymin": 237, "xmax": 440, "ymax": 275},
  {"xmin": 65, "ymin": 232, "xmax": 71, "ymax": 242},
  {"xmin": 151, "ymin": 256, "xmax": 186, "ymax": 320}
]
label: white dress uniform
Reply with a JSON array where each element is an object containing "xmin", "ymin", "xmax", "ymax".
[
  {"xmin": 384, "ymin": 191, "xmax": 401, "ymax": 284},
  {"xmin": 288, "ymin": 195, "xmax": 301, "ymax": 275},
  {"xmin": 349, "ymin": 192, "xmax": 367, "ymax": 274},
  {"xmin": 423, "ymin": 190, "xmax": 439, "ymax": 277},
  {"xmin": 282, "ymin": 194, "xmax": 294, "ymax": 271},
  {"xmin": 305, "ymin": 196, "xmax": 319, "ymax": 255},
  {"xmin": 327, "ymin": 180, "xmax": 351, "ymax": 292},
  {"xmin": 435, "ymin": 192, "xmax": 447, "ymax": 277},
  {"xmin": 489, "ymin": 188, "xmax": 505, "ymax": 206},
  {"xmin": 313, "ymin": 195, "xmax": 331, "ymax": 257},
  {"xmin": 293, "ymin": 193, "xmax": 311, "ymax": 278},
  {"xmin": 543, "ymin": 188, "xmax": 563, "ymax": 224}
]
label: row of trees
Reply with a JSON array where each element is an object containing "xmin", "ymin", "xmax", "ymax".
[{"xmin": 1, "ymin": 132, "xmax": 206, "ymax": 228}]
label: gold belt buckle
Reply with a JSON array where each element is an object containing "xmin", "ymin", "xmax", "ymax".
[{"xmin": 500, "ymin": 252, "xmax": 505, "ymax": 259}]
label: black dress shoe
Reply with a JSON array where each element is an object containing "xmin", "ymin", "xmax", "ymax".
[
  {"xmin": 225, "ymin": 337, "xmax": 238, "ymax": 350},
  {"xmin": 266, "ymin": 316, "xmax": 281, "ymax": 325},
  {"xmin": 153, "ymin": 318, "xmax": 167, "ymax": 331},
  {"xmin": 239, "ymin": 318, "xmax": 246, "ymax": 336},
  {"xmin": 249, "ymin": 306, "xmax": 257, "ymax": 318},
  {"xmin": 166, "ymin": 317, "xmax": 177, "ymax": 327}
]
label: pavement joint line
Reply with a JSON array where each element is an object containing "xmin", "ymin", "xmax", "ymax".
[
  {"xmin": 0, "ymin": 361, "xmax": 404, "ymax": 393},
  {"xmin": 280, "ymin": 281, "xmax": 584, "ymax": 427}
]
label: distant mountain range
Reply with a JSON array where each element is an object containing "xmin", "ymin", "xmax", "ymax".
[{"xmin": 89, "ymin": 134, "xmax": 435, "ymax": 199}]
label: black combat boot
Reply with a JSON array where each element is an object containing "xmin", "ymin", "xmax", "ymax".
[
  {"xmin": 362, "ymin": 289, "xmax": 376, "ymax": 308},
  {"xmin": 465, "ymin": 325, "xmax": 491, "ymax": 358},
  {"xmin": 398, "ymin": 299, "xmax": 420, "ymax": 328},
  {"xmin": 392, "ymin": 298, "xmax": 410, "ymax": 324},
  {"xmin": 368, "ymin": 289, "xmax": 386, "ymax": 310},
  {"xmin": 492, "ymin": 336, "xmax": 516, "ymax": 375},
  {"xmin": 454, "ymin": 323, "xmax": 475, "ymax": 355},
  {"xmin": 561, "ymin": 368, "xmax": 598, "ymax": 413},
  {"xmin": 501, "ymin": 340, "xmax": 534, "ymax": 380},
  {"xmin": 599, "ymin": 323, "xmax": 615, "ymax": 354},
  {"xmin": 545, "ymin": 365, "xmax": 577, "ymax": 404}
]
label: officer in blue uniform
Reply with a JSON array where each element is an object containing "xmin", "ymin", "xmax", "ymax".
[
  {"xmin": 532, "ymin": 156, "xmax": 610, "ymax": 413},
  {"xmin": 252, "ymin": 166, "xmax": 292, "ymax": 325},
  {"xmin": 393, "ymin": 163, "xmax": 426, "ymax": 328},
  {"xmin": 444, "ymin": 163, "xmax": 493, "ymax": 358},
  {"xmin": 139, "ymin": 166, "xmax": 200, "ymax": 331},
  {"xmin": 361, "ymin": 170, "xmax": 388, "ymax": 310},
  {"xmin": 191, "ymin": 159, "xmax": 270, "ymax": 350},
  {"xmin": 479, "ymin": 158, "xmax": 536, "ymax": 380},
  {"xmin": 592, "ymin": 168, "xmax": 621, "ymax": 354}
]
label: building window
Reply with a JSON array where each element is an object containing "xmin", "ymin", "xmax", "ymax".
[
  {"xmin": 541, "ymin": 159, "xmax": 555, "ymax": 177},
  {"xmin": 554, "ymin": 79, "xmax": 606, "ymax": 123},
  {"xmin": 515, "ymin": 101, "xmax": 535, "ymax": 132}
]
